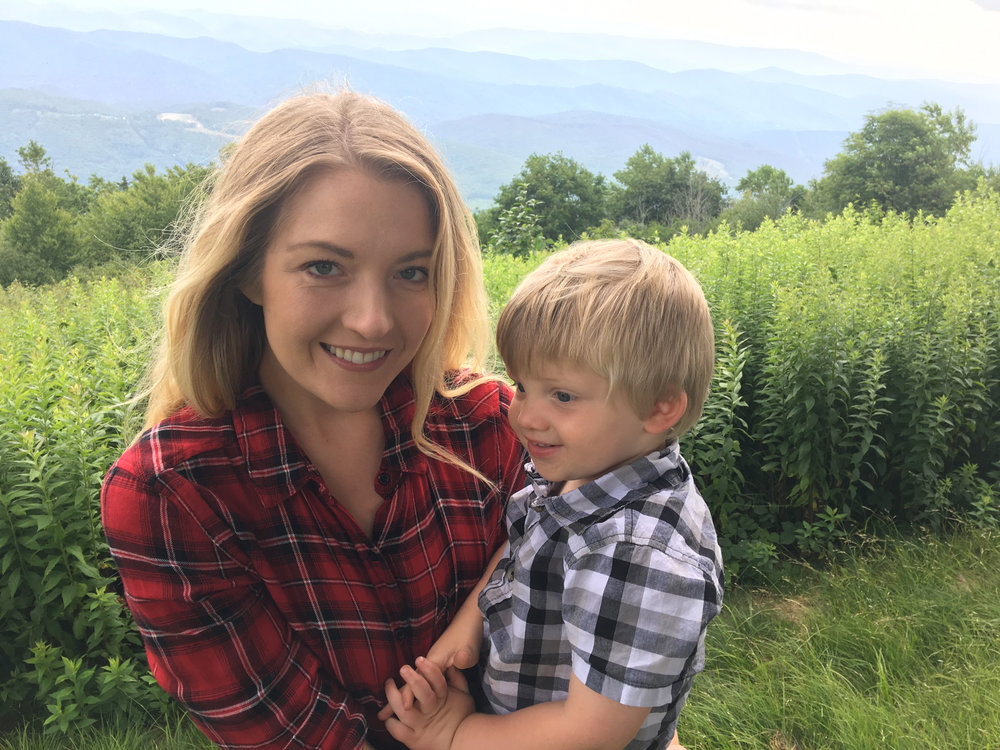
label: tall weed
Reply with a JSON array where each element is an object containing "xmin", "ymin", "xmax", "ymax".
[
  {"xmin": 1, "ymin": 187, "xmax": 998, "ymax": 733},
  {"xmin": 0, "ymin": 267, "xmax": 171, "ymax": 731}
]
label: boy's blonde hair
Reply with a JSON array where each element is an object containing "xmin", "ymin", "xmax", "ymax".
[
  {"xmin": 496, "ymin": 239, "xmax": 714, "ymax": 438},
  {"xmin": 143, "ymin": 90, "xmax": 489, "ymax": 467}
]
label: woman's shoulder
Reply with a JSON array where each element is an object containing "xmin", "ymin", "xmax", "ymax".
[{"xmin": 112, "ymin": 406, "xmax": 236, "ymax": 481}]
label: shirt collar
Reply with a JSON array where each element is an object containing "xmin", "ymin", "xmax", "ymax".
[
  {"xmin": 234, "ymin": 374, "xmax": 427, "ymax": 507},
  {"xmin": 524, "ymin": 441, "xmax": 688, "ymax": 522}
]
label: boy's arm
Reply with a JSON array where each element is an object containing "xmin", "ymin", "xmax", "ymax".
[
  {"xmin": 385, "ymin": 661, "xmax": 649, "ymax": 750},
  {"xmin": 452, "ymin": 672, "xmax": 650, "ymax": 750}
]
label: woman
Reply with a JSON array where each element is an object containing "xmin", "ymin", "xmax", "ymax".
[{"xmin": 101, "ymin": 91, "xmax": 526, "ymax": 750}]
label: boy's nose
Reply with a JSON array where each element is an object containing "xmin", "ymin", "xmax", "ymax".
[{"xmin": 511, "ymin": 399, "xmax": 546, "ymax": 432}]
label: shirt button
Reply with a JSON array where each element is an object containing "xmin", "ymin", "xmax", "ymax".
[
  {"xmin": 395, "ymin": 625, "xmax": 410, "ymax": 641},
  {"xmin": 506, "ymin": 565, "xmax": 515, "ymax": 582},
  {"xmin": 377, "ymin": 472, "xmax": 390, "ymax": 485}
]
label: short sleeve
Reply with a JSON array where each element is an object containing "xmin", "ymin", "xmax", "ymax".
[{"xmin": 561, "ymin": 541, "xmax": 720, "ymax": 707}]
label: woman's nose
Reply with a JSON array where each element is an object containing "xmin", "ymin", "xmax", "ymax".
[{"xmin": 342, "ymin": 280, "xmax": 392, "ymax": 339}]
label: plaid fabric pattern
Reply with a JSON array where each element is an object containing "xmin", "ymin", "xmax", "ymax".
[
  {"xmin": 478, "ymin": 443, "xmax": 723, "ymax": 750},
  {"xmin": 101, "ymin": 375, "xmax": 525, "ymax": 750}
]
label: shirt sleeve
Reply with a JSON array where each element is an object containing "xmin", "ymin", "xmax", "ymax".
[
  {"xmin": 560, "ymin": 540, "xmax": 721, "ymax": 708},
  {"xmin": 101, "ymin": 463, "xmax": 368, "ymax": 750}
]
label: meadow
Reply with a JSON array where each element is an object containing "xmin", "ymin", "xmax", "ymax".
[{"xmin": 1, "ymin": 187, "xmax": 998, "ymax": 746}]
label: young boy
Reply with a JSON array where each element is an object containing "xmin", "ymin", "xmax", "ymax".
[{"xmin": 382, "ymin": 239, "xmax": 724, "ymax": 750}]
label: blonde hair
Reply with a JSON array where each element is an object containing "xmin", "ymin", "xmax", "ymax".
[
  {"xmin": 496, "ymin": 239, "xmax": 715, "ymax": 438},
  {"xmin": 143, "ymin": 90, "xmax": 490, "ymax": 467}
]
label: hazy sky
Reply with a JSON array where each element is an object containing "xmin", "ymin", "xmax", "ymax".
[{"xmin": 13, "ymin": 0, "xmax": 1000, "ymax": 83}]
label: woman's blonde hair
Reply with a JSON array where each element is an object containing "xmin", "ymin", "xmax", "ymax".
[
  {"xmin": 496, "ymin": 239, "xmax": 715, "ymax": 439},
  {"xmin": 143, "ymin": 90, "xmax": 490, "ymax": 466}
]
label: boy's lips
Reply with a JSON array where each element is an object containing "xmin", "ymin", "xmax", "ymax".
[{"xmin": 525, "ymin": 440, "xmax": 561, "ymax": 459}]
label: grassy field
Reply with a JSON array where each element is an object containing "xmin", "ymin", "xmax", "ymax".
[
  {"xmin": 3, "ymin": 191, "xmax": 998, "ymax": 744},
  {"xmin": 2, "ymin": 525, "xmax": 997, "ymax": 749},
  {"xmin": 683, "ymin": 526, "xmax": 1000, "ymax": 749}
]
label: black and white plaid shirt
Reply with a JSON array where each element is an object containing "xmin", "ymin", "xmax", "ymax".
[{"xmin": 478, "ymin": 444, "xmax": 724, "ymax": 750}]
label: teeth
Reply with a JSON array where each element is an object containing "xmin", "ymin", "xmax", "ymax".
[{"xmin": 326, "ymin": 345, "xmax": 387, "ymax": 364}]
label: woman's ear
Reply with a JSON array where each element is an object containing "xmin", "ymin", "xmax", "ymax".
[
  {"xmin": 643, "ymin": 390, "xmax": 688, "ymax": 435},
  {"xmin": 240, "ymin": 280, "xmax": 262, "ymax": 307}
]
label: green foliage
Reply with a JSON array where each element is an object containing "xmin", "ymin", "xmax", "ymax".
[
  {"xmin": 719, "ymin": 164, "xmax": 805, "ymax": 232},
  {"xmin": 77, "ymin": 163, "xmax": 210, "ymax": 265},
  {"xmin": 489, "ymin": 152, "xmax": 608, "ymax": 242},
  {"xmin": 669, "ymin": 187, "xmax": 1000, "ymax": 577},
  {"xmin": 482, "ymin": 181, "xmax": 549, "ymax": 257},
  {"xmin": 808, "ymin": 103, "xmax": 980, "ymax": 217},
  {"xmin": 1, "ymin": 173, "xmax": 998, "ymax": 736},
  {"xmin": 0, "ymin": 156, "xmax": 18, "ymax": 221},
  {"xmin": 0, "ymin": 144, "xmax": 211, "ymax": 287},
  {"xmin": 0, "ymin": 174, "xmax": 82, "ymax": 285},
  {"xmin": 612, "ymin": 145, "xmax": 728, "ymax": 234},
  {"xmin": 0, "ymin": 267, "xmax": 172, "ymax": 732}
]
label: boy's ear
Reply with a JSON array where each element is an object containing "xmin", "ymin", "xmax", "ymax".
[{"xmin": 643, "ymin": 390, "xmax": 688, "ymax": 435}]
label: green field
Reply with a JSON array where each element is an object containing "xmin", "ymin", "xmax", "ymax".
[{"xmin": 1, "ymin": 187, "xmax": 998, "ymax": 745}]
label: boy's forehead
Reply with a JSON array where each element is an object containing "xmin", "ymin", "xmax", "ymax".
[{"xmin": 510, "ymin": 359, "xmax": 609, "ymax": 386}]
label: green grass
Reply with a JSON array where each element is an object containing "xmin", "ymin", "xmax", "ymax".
[
  {"xmin": 681, "ymin": 526, "xmax": 1000, "ymax": 749},
  {"xmin": 0, "ymin": 718, "xmax": 212, "ymax": 750},
  {"xmin": 3, "ymin": 527, "xmax": 998, "ymax": 749}
]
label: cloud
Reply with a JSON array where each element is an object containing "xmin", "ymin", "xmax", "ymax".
[{"xmin": 971, "ymin": 0, "xmax": 1000, "ymax": 9}]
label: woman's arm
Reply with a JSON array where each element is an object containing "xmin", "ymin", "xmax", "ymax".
[{"xmin": 102, "ymin": 465, "xmax": 374, "ymax": 750}]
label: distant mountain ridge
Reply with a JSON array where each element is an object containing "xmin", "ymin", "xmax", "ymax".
[{"xmin": 1, "ymin": 14, "xmax": 998, "ymax": 208}]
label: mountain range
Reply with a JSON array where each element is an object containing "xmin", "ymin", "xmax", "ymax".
[{"xmin": 1, "ymin": 10, "xmax": 998, "ymax": 208}]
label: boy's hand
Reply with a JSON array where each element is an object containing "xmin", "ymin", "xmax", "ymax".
[
  {"xmin": 376, "ymin": 614, "xmax": 483, "ymax": 722},
  {"xmin": 383, "ymin": 658, "xmax": 474, "ymax": 750}
]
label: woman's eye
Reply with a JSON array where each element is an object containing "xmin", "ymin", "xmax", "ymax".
[
  {"xmin": 308, "ymin": 261, "xmax": 339, "ymax": 277},
  {"xmin": 398, "ymin": 267, "xmax": 429, "ymax": 282},
  {"xmin": 555, "ymin": 391, "xmax": 574, "ymax": 403}
]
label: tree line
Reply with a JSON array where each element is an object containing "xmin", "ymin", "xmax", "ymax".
[
  {"xmin": 1, "ymin": 101, "xmax": 997, "ymax": 286},
  {"xmin": 475, "ymin": 102, "xmax": 998, "ymax": 255}
]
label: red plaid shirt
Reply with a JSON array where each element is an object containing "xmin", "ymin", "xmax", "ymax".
[{"xmin": 101, "ymin": 375, "xmax": 525, "ymax": 750}]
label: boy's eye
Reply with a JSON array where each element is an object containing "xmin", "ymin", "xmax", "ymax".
[
  {"xmin": 397, "ymin": 267, "xmax": 429, "ymax": 282},
  {"xmin": 554, "ymin": 391, "xmax": 574, "ymax": 403},
  {"xmin": 308, "ymin": 261, "xmax": 339, "ymax": 277},
  {"xmin": 512, "ymin": 381, "xmax": 525, "ymax": 393}
]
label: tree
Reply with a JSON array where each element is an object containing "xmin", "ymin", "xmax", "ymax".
[
  {"xmin": 721, "ymin": 164, "xmax": 805, "ymax": 231},
  {"xmin": 490, "ymin": 153, "xmax": 608, "ymax": 241},
  {"xmin": 0, "ymin": 142, "xmax": 94, "ymax": 285},
  {"xmin": 0, "ymin": 157, "xmax": 19, "ymax": 221},
  {"xmin": 482, "ymin": 181, "xmax": 547, "ymax": 257},
  {"xmin": 0, "ymin": 174, "xmax": 80, "ymax": 285},
  {"xmin": 807, "ymin": 103, "xmax": 980, "ymax": 217},
  {"xmin": 17, "ymin": 140, "xmax": 52, "ymax": 174},
  {"xmin": 613, "ymin": 146, "xmax": 727, "ymax": 234},
  {"xmin": 78, "ymin": 162, "xmax": 211, "ymax": 264}
]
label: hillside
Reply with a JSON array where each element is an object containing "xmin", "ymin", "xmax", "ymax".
[{"xmin": 1, "ymin": 16, "xmax": 998, "ymax": 207}]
